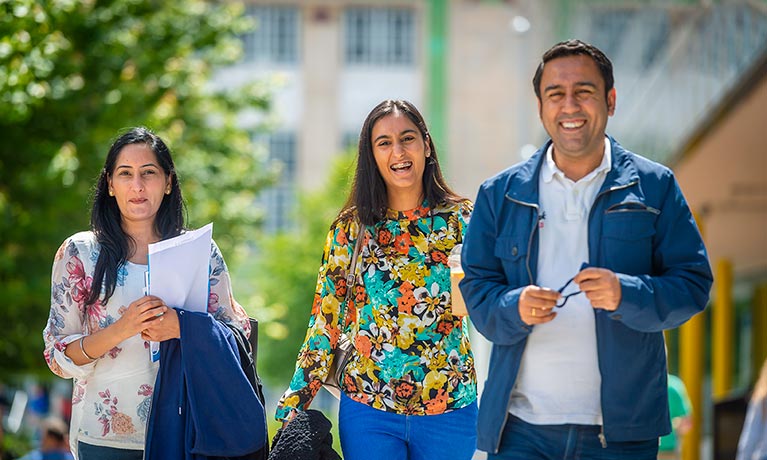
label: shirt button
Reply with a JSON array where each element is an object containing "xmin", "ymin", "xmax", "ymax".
[{"xmin": 511, "ymin": 247, "xmax": 518, "ymax": 257}]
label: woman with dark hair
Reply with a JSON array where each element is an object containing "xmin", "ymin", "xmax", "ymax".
[
  {"xmin": 276, "ymin": 100, "xmax": 478, "ymax": 459},
  {"xmin": 43, "ymin": 127, "xmax": 251, "ymax": 459}
]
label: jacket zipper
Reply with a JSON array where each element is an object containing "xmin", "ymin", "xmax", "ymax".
[
  {"xmin": 494, "ymin": 196, "xmax": 540, "ymax": 453},
  {"xmin": 589, "ymin": 179, "xmax": 638, "ymax": 449}
]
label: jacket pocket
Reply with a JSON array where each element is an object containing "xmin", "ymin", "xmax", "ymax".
[
  {"xmin": 494, "ymin": 234, "xmax": 529, "ymax": 284},
  {"xmin": 600, "ymin": 208, "xmax": 657, "ymax": 274}
]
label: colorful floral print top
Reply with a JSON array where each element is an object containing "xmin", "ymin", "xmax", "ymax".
[
  {"xmin": 43, "ymin": 231, "xmax": 249, "ymax": 451},
  {"xmin": 276, "ymin": 201, "xmax": 477, "ymax": 419}
]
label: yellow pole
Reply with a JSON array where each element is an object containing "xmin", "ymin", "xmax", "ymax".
[
  {"xmin": 680, "ymin": 312, "xmax": 705, "ymax": 460},
  {"xmin": 713, "ymin": 259, "xmax": 734, "ymax": 399},
  {"xmin": 753, "ymin": 283, "xmax": 767, "ymax": 385},
  {"xmin": 680, "ymin": 210, "xmax": 706, "ymax": 460}
]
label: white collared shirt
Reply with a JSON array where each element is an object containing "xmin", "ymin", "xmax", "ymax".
[{"xmin": 509, "ymin": 137, "xmax": 612, "ymax": 426}]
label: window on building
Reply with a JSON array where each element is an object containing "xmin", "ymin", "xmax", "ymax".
[
  {"xmin": 242, "ymin": 5, "xmax": 299, "ymax": 64},
  {"xmin": 255, "ymin": 132, "xmax": 297, "ymax": 232},
  {"xmin": 344, "ymin": 7, "xmax": 415, "ymax": 65}
]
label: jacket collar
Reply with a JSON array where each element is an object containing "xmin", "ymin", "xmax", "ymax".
[{"xmin": 504, "ymin": 135, "xmax": 640, "ymax": 205}]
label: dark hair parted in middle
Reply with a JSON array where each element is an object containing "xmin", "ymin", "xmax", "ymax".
[
  {"xmin": 86, "ymin": 127, "xmax": 186, "ymax": 307},
  {"xmin": 338, "ymin": 99, "xmax": 465, "ymax": 226},
  {"xmin": 532, "ymin": 39, "xmax": 614, "ymax": 101}
]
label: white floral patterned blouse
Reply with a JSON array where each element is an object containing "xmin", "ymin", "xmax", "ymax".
[{"xmin": 43, "ymin": 231, "xmax": 249, "ymax": 451}]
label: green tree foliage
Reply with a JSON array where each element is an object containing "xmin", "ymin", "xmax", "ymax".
[
  {"xmin": 0, "ymin": 0, "xmax": 275, "ymax": 378},
  {"xmin": 237, "ymin": 152, "xmax": 355, "ymax": 387}
]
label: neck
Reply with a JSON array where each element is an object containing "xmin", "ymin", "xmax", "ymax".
[
  {"xmin": 122, "ymin": 221, "xmax": 160, "ymax": 264},
  {"xmin": 552, "ymin": 147, "xmax": 605, "ymax": 182},
  {"xmin": 387, "ymin": 190, "xmax": 424, "ymax": 211}
]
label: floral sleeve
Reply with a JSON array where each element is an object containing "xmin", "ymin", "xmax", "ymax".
[
  {"xmin": 458, "ymin": 200, "xmax": 473, "ymax": 242},
  {"xmin": 274, "ymin": 219, "xmax": 359, "ymax": 420},
  {"xmin": 43, "ymin": 236, "xmax": 96, "ymax": 379},
  {"xmin": 208, "ymin": 239, "xmax": 250, "ymax": 337}
]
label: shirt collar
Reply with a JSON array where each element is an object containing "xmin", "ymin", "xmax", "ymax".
[{"xmin": 542, "ymin": 137, "xmax": 612, "ymax": 184}]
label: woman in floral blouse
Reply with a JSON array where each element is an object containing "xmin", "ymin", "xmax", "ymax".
[
  {"xmin": 43, "ymin": 127, "xmax": 249, "ymax": 459},
  {"xmin": 276, "ymin": 100, "xmax": 478, "ymax": 459}
]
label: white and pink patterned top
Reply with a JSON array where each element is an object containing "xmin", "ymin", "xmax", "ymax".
[{"xmin": 43, "ymin": 231, "xmax": 249, "ymax": 451}]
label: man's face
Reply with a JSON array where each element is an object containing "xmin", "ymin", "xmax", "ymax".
[{"xmin": 537, "ymin": 54, "xmax": 616, "ymax": 164}]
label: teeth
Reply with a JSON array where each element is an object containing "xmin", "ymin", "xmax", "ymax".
[
  {"xmin": 391, "ymin": 162, "xmax": 412, "ymax": 170},
  {"xmin": 561, "ymin": 120, "xmax": 585, "ymax": 129}
]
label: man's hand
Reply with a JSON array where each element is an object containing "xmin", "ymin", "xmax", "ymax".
[
  {"xmin": 518, "ymin": 285, "xmax": 558, "ymax": 325},
  {"xmin": 574, "ymin": 267, "xmax": 622, "ymax": 311}
]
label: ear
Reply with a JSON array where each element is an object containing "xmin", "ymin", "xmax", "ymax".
[
  {"xmin": 606, "ymin": 88, "xmax": 616, "ymax": 116},
  {"xmin": 165, "ymin": 175, "xmax": 173, "ymax": 195}
]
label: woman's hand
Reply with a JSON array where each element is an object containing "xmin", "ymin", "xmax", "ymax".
[
  {"xmin": 65, "ymin": 295, "xmax": 167, "ymax": 364},
  {"xmin": 281, "ymin": 409, "xmax": 297, "ymax": 430},
  {"xmin": 140, "ymin": 306, "xmax": 180, "ymax": 342},
  {"xmin": 114, "ymin": 295, "xmax": 168, "ymax": 341}
]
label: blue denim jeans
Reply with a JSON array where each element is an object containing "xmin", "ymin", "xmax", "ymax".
[
  {"xmin": 78, "ymin": 442, "xmax": 143, "ymax": 460},
  {"xmin": 488, "ymin": 415, "xmax": 658, "ymax": 460},
  {"xmin": 339, "ymin": 393, "xmax": 478, "ymax": 460}
]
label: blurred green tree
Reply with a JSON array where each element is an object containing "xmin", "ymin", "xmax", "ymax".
[
  {"xmin": 0, "ymin": 0, "xmax": 275, "ymax": 377},
  {"xmin": 237, "ymin": 151, "xmax": 355, "ymax": 387}
]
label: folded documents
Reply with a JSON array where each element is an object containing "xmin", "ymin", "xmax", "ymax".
[{"xmin": 146, "ymin": 223, "xmax": 213, "ymax": 360}]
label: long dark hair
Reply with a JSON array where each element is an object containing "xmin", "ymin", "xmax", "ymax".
[
  {"xmin": 85, "ymin": 127, "xmax": 185, "ymax": 306},
  {"xmin": 337, "ymin": 99, "xmax": 464, "ymax": 226}
]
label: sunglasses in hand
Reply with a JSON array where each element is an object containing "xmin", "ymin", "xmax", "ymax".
[{"xmin": 555, "ymin": 262, "xmax": 590, "ymax": 308}]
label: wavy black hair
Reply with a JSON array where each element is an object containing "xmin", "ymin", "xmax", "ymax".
[
  {"xmin": 337, "ymin": 99, "xmax": 464, "ymax": 226},
  {"xmin": 85, "ymin": 127, "xmax": 185, "ymax": 306}
]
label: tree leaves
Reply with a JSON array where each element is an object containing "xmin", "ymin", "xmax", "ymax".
[{"xmin": 0, "ymin": 0, "xmax": 272, "ymax": 378}]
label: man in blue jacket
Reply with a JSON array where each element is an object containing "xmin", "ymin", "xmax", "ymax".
[{"xmin": 461, "ymin": 39, "xmax": 712, "ymax": 459}]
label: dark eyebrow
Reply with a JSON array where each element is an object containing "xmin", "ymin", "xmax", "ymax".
[
  {"xmin": 115, "ymin": 163, "xmax": 159, "ymax": 170},
  {"xmin": 543, "ymin": 81, "xmax": 598, "ymax": 94},
  {"xmin": 374, "ymin": 129, "xmax": 418, "ymax": 144},
  {"xmin": 574, "ymin": 81, "xmax": 597, "ymax": 90}
]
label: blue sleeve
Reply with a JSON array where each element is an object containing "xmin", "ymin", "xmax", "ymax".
[
  {"xmin": 612, "ymin": 173, "xmax": 713, "ymax": 332},
  {"xmin": 460, "ymin": 182, "xmax": 532, "ymax": 345}
]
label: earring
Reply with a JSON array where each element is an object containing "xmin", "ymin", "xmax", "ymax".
[
  {"xmin": 108, "ymin": 189, "xmax": 114, "ymax": 196},
  {"xmin": 165, "ymin": 187, "xmax": 171, "ymax": 195}
]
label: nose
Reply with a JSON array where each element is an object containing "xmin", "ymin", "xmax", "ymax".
[
  {"xmin": 131, "ymin": 175, "xmax": 144, "ymax": 191},
  {"xmin": 393, "ymin": 141, "xmax": 405, "ymax": 157},
  {"xmin": 562, "ymin": 92, "xmax": 580, "ymax": 113}
]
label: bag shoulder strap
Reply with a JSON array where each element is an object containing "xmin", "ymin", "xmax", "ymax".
[{"xmin": 340, "ymin": 223, "xmax": 365, "ymax": 326}]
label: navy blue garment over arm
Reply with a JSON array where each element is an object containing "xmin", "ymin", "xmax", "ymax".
[{"xmin": 145, "ymin": 309, "xmax": 268, "ymax": 460}]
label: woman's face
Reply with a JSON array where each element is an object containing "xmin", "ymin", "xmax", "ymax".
[
  {"xmin": 108, "ymin": 143, "xmax": 171, "ymax": 228},
  {"xmin": 371, "ymin": 112, "xmax": 430, "ymax": 209}
]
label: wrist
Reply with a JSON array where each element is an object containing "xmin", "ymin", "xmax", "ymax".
[{"xmin": 79, "ymin": 336, "xmax": 98, "ymax": 362}]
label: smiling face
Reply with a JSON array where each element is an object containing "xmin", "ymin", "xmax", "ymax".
[
  {"xmin": 371, "ymin": 111, "xmax": 430, "ymax": 210},
  {"xmin": 538, "ymin": 54, "xmax": 616, "ymax": 170},
  {"xmin": 108, "ymin": 143, "xmax": 171, "ymax": 230}
]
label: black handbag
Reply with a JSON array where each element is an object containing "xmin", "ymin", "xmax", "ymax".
[
  {"xmin": 322, "ymin": 226, "xmax": 364, "ymax": 398},
  {"xmin": 223, "ymin": 317, "xmax": 269, "ymax": 459}
]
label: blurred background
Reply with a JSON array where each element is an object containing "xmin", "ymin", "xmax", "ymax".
[{"xmin": 1, "ymin": 1, "xmax": 765, "ymax": 459}]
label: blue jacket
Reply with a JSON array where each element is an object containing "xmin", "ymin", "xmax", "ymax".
[
  {"xmin": 461, "ymin": 137, "xmax": 713, "ymax": 453},
  {"xmin": 145, "ymin": 310, "xmax": 268, "ymax": 460}
]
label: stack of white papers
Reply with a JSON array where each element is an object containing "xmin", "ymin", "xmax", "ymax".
[
  {"xmin": 146, "ymin": 223, "xmax": 213, "ymax": 360},
  {"xmin": 148, "ymin": 223, "xmax": 213, "ymax": 313}
]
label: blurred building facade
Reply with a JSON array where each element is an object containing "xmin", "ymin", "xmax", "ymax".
[{"xmin": 217, "ymin": 1, "xmax": 767, "ymax": 459}]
